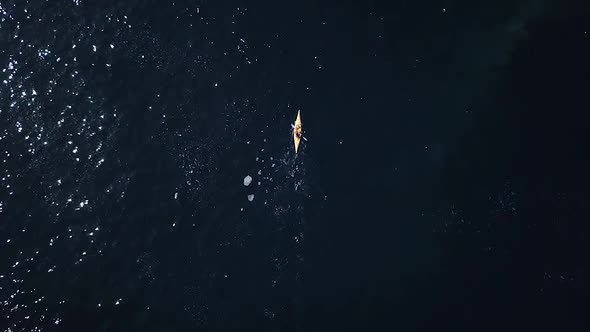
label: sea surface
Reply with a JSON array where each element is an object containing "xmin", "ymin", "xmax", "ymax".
[{"xmin": 1, "ymin": 1, "xmax": 589, "ymax": 331}]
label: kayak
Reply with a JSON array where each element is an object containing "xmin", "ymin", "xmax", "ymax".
[{"xmin": 293, "ymin": 110, "xmax": 302, "ymax": 153}]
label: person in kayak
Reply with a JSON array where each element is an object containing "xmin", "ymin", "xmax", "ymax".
[{"xmin": 294, "ymin": 123, "xmax": 302, "ymax": 139}]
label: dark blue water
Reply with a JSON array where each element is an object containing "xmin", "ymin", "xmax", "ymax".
[{"xmin": 1, "ymin": 1, "xmax": 589, "ymax": 331}]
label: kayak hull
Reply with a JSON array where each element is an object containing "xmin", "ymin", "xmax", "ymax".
[{"xmin": 293, "ymin": 110, "xmax": 302, "ymax": 153}]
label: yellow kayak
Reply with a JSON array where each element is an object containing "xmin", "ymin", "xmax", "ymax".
[{"xmin": 293, "ymin": 110, "xmax": 302, "ymax": 153}]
